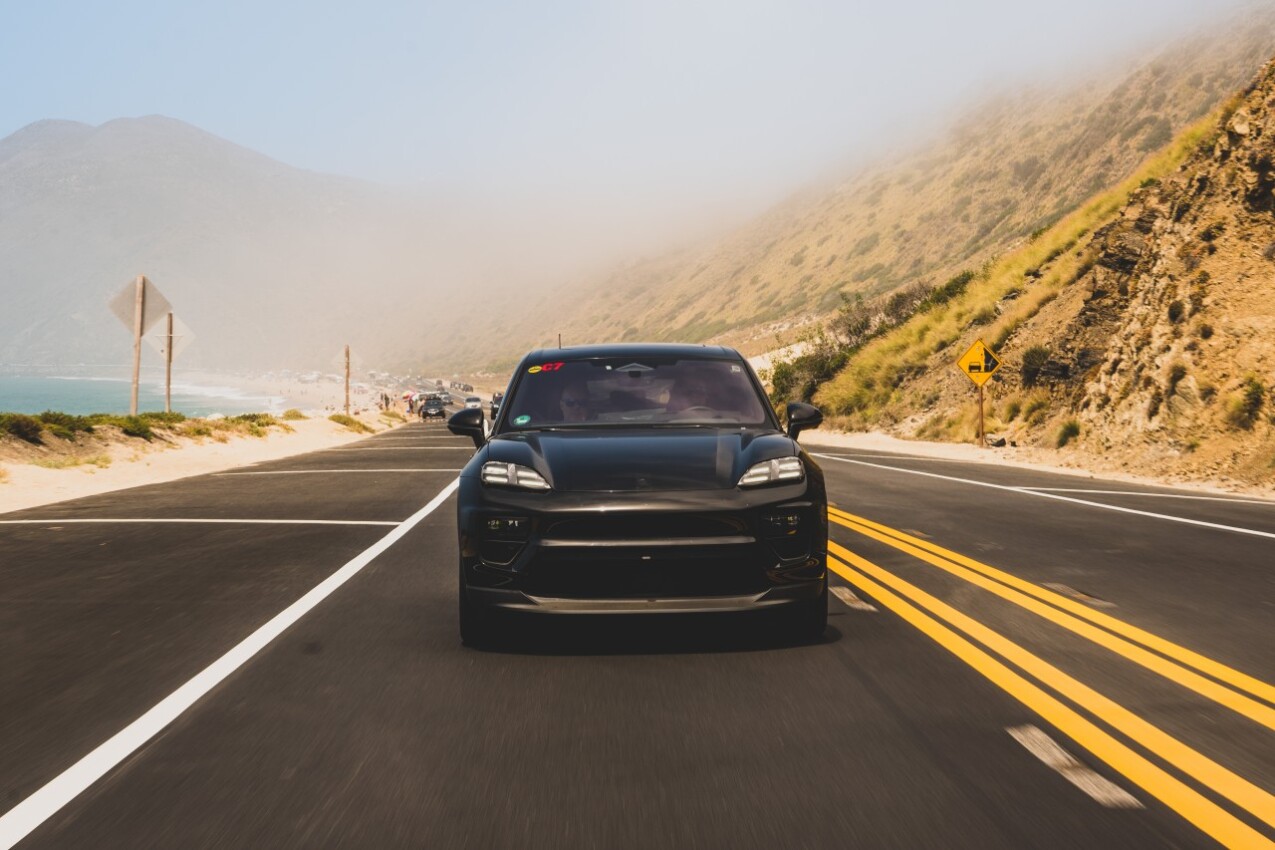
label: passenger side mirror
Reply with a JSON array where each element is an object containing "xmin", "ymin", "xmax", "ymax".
[
  {"xmin": 786, "ymin": 402, "xmax": 823, "ymax": 440},
  {"xmin": 449, "ymin": 408, "xmax": 486, "ymax": 448}
]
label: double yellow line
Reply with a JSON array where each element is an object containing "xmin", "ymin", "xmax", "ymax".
[{"xmin": 826, "ymin": 508, "xmax": 1275, "ymax": 849}]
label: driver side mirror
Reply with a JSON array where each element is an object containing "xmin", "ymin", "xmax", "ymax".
[
  {"xmin": 786, "ymin": 402, "xmax": 822, "ymax": 440},
  {"xmin": 449, "ymin": 408, "xmax": 486, "ymax": 448}
]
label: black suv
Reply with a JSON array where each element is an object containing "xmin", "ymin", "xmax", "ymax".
[{"xmin": 448, "ymin": 343, "xmax": 826, "ymax": 646}]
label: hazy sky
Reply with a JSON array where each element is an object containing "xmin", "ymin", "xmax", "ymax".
[{"xmin": 1, "ymin": 0, "xmax": 1258, "ymax": 220}]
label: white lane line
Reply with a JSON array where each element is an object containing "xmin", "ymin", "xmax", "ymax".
[
  {"xmin": 1017, "ymin": 488, "xmax": 1275, "ymax": 506},
  {"xmin": 813, "ymin": 454, "xmax": 1275, "ymax": 541},
  {"xmin": 321, "ymin": 447, "xmax": 474, "ymax": 451},
  {"xmin": 0, "ymin": 478, "xmax": 459, "ymax": 849},
  {"xmin": 809, "ymin": 452, "xmax": 995, "ymax": 464},
  {"xmin": 0, "ymin": 518, "xmax": 400, "ymax": 526},
  {"xmin": 1007, "ymin": 725, "xmax": 1142, "ymax": 809},
  {"xmin": 831, "ymin": 585, "xmax": 877, "ymax": 611},
  {"xmin": 216, "ymin": 469, "xmax": 463, "ymax": 476}
]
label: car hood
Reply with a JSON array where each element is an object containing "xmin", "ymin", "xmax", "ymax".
[{"xmin": 482, "ymin": 428, "xmax": 798, "ymax": 492}]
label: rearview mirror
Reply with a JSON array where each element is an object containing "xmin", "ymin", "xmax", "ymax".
[
  {"xmin": 786, "ymin": 402, "xmax": 823, "ymax": 440},
  {"xmin": 449, "ymin": 408, "xmax": 486, "ymax": 448}
]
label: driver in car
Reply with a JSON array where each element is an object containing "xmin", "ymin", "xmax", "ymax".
[
  {"xmin": 559, "ymin": 381, "xmax": 592, "ymax": 423},
  {"xmin": 666, "ymin": 371, "xmax": 716, "ymax": 413}
]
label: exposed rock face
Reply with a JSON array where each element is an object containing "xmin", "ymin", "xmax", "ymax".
[{"xmin": 1016, "ymin": 60, "xmax": 1275, "ymax": 484}]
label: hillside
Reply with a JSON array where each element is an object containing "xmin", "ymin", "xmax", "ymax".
[
  {"xmin": 811, "ymin": 55, "xmax": 1275, "ymax": 488},
  {"xmin": 436, "ymin": 9, "xmax": 1275, "ymax": 373}
]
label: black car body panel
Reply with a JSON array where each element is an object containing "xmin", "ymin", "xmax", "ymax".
[{"xmin": 454, "ymin": 344, "xmax": 826, "ymax": 623}]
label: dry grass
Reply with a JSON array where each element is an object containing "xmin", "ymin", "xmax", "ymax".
[
  {"xmin": 814, "ymin": 109, "xmax": 1223, "ymax": 424},
  {"xmin": 329, "ymin": 413, "xmax": 374, "ymax": 433},
  {"xmin": 32, "ymin": 454, "xmax": 112, "ymax": 470}
]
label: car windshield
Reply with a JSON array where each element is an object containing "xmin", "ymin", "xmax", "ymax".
[{"xmin": 502, "ymin": 357, "xmax": 771, "ymax": 429}]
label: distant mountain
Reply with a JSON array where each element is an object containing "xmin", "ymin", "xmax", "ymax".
[
  {"xmin": 0, "ymin": 115, "xmax": 451, "ymax": 370},
  {"xmin": 434, "ymin": 7, "xmax": 1275, "ymax": 373}
]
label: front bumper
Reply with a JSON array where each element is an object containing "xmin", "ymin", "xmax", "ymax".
[
  {"xmin": 457, "ymin": 480, "xmax": 827, "ymax": 614},
  {"xmin": 469, "ymin": 580, "xmax": 822, "ymax": 614}
]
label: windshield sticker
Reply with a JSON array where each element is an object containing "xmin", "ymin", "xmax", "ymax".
[
  {"xmin": 514, "ymin": 414, "xmax": 531, "ymax": 425},
  {"xmin": 528, "ymin": 361, "xmax": 564, "ymax": 374},
  {"xmin": 731, "ymin": 364, "xmax": 742, "ymax": 373}
]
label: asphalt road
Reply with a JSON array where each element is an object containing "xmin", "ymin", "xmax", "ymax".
[{"xmin": 1, "ymin": 423, "xmax": 1272, "ymax": 848}]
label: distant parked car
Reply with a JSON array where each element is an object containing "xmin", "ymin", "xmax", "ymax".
[
  {"xmin": 439, "ymin": 391, "xmax": 452, "ymax": 405},
  {"xmin": 422, "ymin": 395, "xmax": 446, "ymax": 420},
  {"xmin": 490, "ymin": 391, "xmax": 504, "ymax": 420},
  {"xmin": 465, "ymin": 396, "xmax": 482, "ymax": 409}
]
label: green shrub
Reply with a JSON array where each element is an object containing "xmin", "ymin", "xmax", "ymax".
[
  {"xmin": 118, "ymin": 416, "xmax": 154, "ymax": 440},
  {"xmin": 1167, "ymin": 363, "xmax": 1188, "ymax": 396},
  {"xmin": 1146, "ymin": 389, "xmax": 1163, "ymax": 419},
  {"xmin": 1198, "ymin": 221, "xmax": 1226, "ymax": 242},
  {"xmin": 1021, "ymin": 345, "xmax": 1050, "ymax": 386},
  {"xmin": 280, "ymin": 409, "xmax": 307, "ymax": 421},
  {"xmin": 918, "ymin": 270, "xmax": 976, "ymax": 312},
  {"xmin": 1197, "ymin": 323, "xmax": 1214, "ymax": 339},
  {"xmin": 37, "ymin": 410, "xmax": 95, "ymax": 434},
  {"xmin": 0, "ymin": 413, "xmax": 44, "ymax": 444},
  {"xmin": 1024, "ymin": 397, "xmax": 1049, "ymax": 426},
  {"xmin": 1056, "ymin": 420, "xmax": 1081, "ymax": 447},
  {"xmin": 1167, "ymin": 300, "xmax": 1185, "ymax": 323},
  {"xmin": 1225, "ymin": 376, "xmax": 1266, "ymax": 429},
  {"xmin": 328, "ymin": 413, "xmax": 373, "ymax": 434},
  {"xmin": 231, "ymin": 413, "xmax": 278, "ymax": 427},
  {"xmin": 1003, "ymin": 399, "xmax": 1022, "ymax": 421},
  {"xmin": 140, "ymin": 411, "xmax": 186, "ymax": 425}
]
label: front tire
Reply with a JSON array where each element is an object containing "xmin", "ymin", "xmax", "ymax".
[
  {"xmin": 459, "ymin": 570, "xmax": 505, "ymax": 648},
  {"xmin": 784, "ymin": 580, "xmax": 827, "ymax": 640}
]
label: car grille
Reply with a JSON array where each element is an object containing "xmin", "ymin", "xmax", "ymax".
[
  {"xmin": 542, "ymin": 513, "xmax": 747, "ymax": 542},
  {"xmin": 521, "ymin": 543, "xmax": 774, "ymax": 599}
]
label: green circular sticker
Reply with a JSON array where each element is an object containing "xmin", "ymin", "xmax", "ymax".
[{"xmin": 514, "ymin": 415, "xmax": 531, "ymax": 425}]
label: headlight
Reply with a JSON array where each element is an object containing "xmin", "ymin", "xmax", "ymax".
[
  {"xmin": 481, "ymin": 461, "xmax": 551, "ymax": 490},
  {"xmin": 738, "ymin": 456, "xmax": 804, "ymax": 487}
]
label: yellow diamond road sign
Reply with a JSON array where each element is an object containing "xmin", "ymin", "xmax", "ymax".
[{"xmin": 957, "ymin": 339, "xmax": 1001, "ymax": 387}]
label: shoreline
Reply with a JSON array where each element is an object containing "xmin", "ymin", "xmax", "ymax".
[{"xmin": 0, "ymin": 369, "xmax": 395, "ymax": 418}]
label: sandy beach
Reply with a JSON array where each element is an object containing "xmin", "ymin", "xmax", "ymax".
[{"xmin": 0, "ymin": 411, "xmax": 404, "ymax": 515}]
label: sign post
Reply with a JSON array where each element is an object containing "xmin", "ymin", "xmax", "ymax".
[
  {"xmin": 164, "ymin": 313, "xmax": 174, "ymax": 413},
  {"xmin": 144, "ymin": 314, "xmax": 194, "ymax": 414},
  {"xmin": 344, "ymin": 344, "xmax": 351, "ymax": 415},
  {"xmin": 956, "ymin": 339, "xmax": 1002, "ymax": 446},
  {"xmin": 109, "ymin": 276, "xmax": 172, "ymax": 415}
]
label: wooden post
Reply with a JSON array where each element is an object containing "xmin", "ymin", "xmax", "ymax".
[
  {"xmin": 130, "ymin": 276, "xmax": 146, "ymax": 416},
  {"xmin": 344, "ymin": 345, "xmax": 351, "ymax": 415},
  {"xmin": 164, "ymin": 312, "xmax": 174, "ymax": 414},
  {"xmin": 977, "ymin": 383, "xmax": 985, "ymax": 447}
]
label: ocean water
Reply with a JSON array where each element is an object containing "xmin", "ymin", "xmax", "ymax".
[{"xmin": 0, "ymin": 374, "xmax": 285, "ymax": 417}]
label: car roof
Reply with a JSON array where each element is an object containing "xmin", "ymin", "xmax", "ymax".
[{"xmin": 521, "ymin": 342, "xmax": 738, "ymax": 362}]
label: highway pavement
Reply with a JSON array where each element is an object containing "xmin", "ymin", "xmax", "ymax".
[{"xmin": 1, "ymin": 422, "xmax": 1272, "ymax": 848}]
